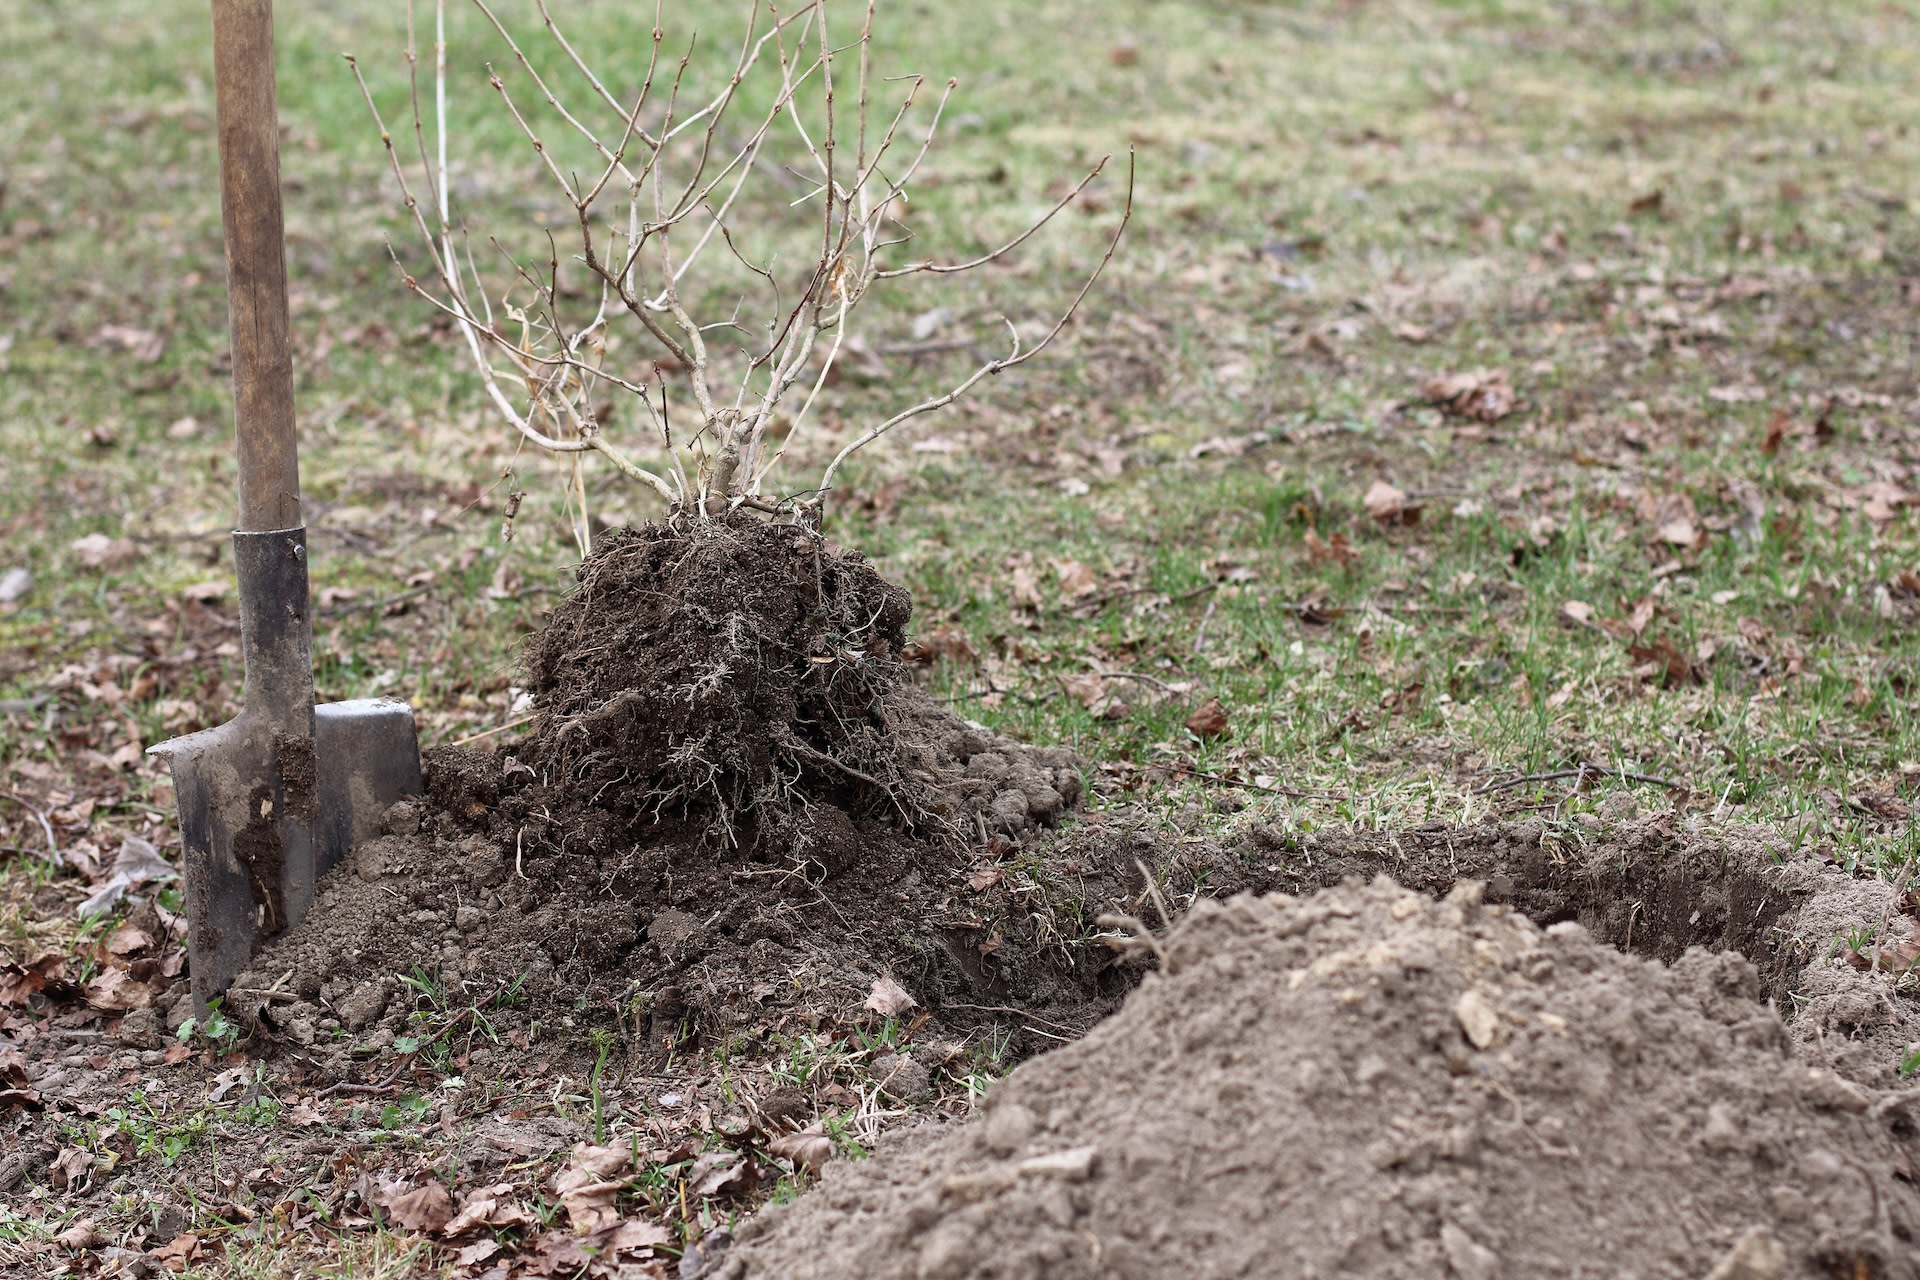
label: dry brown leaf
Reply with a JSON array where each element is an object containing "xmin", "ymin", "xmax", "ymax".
[
  {"xmin": 902, "ymin": 625, "xmax": 979, "ymax": 667},
  {"xmin": 92, "ymin": 324, "xmax": 168, "ymax": 362},
  {"xmin": 150, "ymin": 1232, "xmax": 201, "ymax": 1272},
  {"xmin": 864, "ymin": 975, "xmax": 917, "ymax": 1018},
  {"xmin": 768, "ymin": 1129, "xmax": 836, "ymax": 1173},
  {"xmin": 607, "ymin": 1219, "xmax": 674, "ymax": 1251},
  {"xmin": 1420, "ymin": 368, "xmax": 1516, "ymax": 422},
  {"xmin": 453, "ymin": 1239, "xmax": 500, "ymax": 1268},
  {"xmin": 1658, "ymin": 517, "xmax": 1697, "ymax": 546},
  {"xmin": 1186, "ymin": 697, "xmax": 1230, "ymax": 739},
  {"xmin": 690, "ymin": 1153, "xmax": 755, "ymax": 1198},
  {"xmin": 1628, "ymin": 639, "xmax": 1698, "ymax": 688},
  {"xmin": 1559, "ymin": 600, "xmax": 1596, "ymax": 627},
  {"xmin": 1863, "ymin": 482, "xmax": 1911, "ymax": 523},
  {"xmin": 106, "ymin": 924, "xmax": 154, "ymax": 956},
  {"xmin": 443, "ymin": 1184, "xmax": 536, "ymax": 1236},
  {"xmin": 1054, "ymin": 559, "xmax": 1100, "ymax": 599},
  {"xmin": 0, "ymin": 953, "xmax": 62, "ymax": 1007},
  {"xmin": 70, "ymin": 534, "xmax": 142, "ymax": 571},
  {"xmin": 1303, "ymin": 528, "xmax": 1357, "ymax": 569},
  {"xmin": 1760, "ymin": 408, "xmax": 1789, "ymax": 457},
  {"xmin": 377, "ymin": 1178, "xmax": 453, "ymax": 1234},
  {"xmin": 1010, "ymin": 565, "xmax": 1042, "ymax": 609},
  {"xmin": 552, "ymin": 1144, "xmax": 629, "ymax": 1234},
  {"xmin": 48, "ymin": 1149, "xmax": 93, "ymax": 1192},
  {"xmin": 1060, "ymin": 673, "xmax": 1107, "ymax": 709},
  {"xmin": 1363, "ymin": 481, "xmax": 1420, "ymax": 526},
  {"xmin": 966, "ymin": 865, "xmax": 1003, "ymax": 892},
  {"xmin": 524, "ymin": 1230, "xmax": 597, "ymax": 1277},
  {"xmin": 55, "ymin": 1220, "xmax": 104, "ymax": 1250},
  {"xmin": 82, "ymin": 968, "xmax": 156, "ymax": 1012}
]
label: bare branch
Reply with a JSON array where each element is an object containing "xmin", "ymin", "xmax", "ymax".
[
  {"xmin": 816, "ymin": 152, "xmax": 1135, "ymax": 512},
  {"xmin": 877, "ymin": 154, "xmax": 1108, "ymax": 279}
]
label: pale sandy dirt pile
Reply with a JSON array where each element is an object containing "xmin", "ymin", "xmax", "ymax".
[{"xmin": 724, "ymin": 876, "xmax": 1920, "ymax": 1280}]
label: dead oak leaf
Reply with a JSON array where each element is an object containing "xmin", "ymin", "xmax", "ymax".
[
  {"xmin": 553, "ymin": 1143, "xmax": 630, "ymax": 1234},
  {"xmin": 902, "ymin": 625, "xmax": 979, "ymax": 667},
  {"xmin": 82, "ymin": 968, "xmax": 156, "ymax": 1012},
  {"xmin": 1054, "ymin": 559, "xmax": 1100, "ymax": 599},
  {"xmin": 1186, "ymin": 697, "xmax": 1230, "ymax": 739},
  {"xmin": 54, "ymin": 1219, "xmax": 104, "ymax": 1250},
  {"xmin": 443, "ymin": 1184, "xmax": 536, "ymax": 1236},
  {"xmin": 453, "ymin": 1238, "xmax": 500, "ymax": 1268},
  {"xmin": 106, "ymin": 924, "xmax": 154, "ymax": 956},
  {"xmin": 966, "ymin": 865, "xmax": 1003, "ymax": 892},
  {"xmin": 1059, "ymin": 673, "xmax": 1108, "ymax": 709},
  {"xmin": 1010, "ymin": 565, "xmax": 1042, "ymax": 610},
  {"xmin": 864, "ymin": 975, "xmax": 917, "ymax": 1018},
  {"xmin": 690, "ymin": 1153, "xmax": 756, "ymax": 1198},
  {"xmin": 70, "ymin": 534, "xmax": 142, "ymax": 572},
  {"xmin": 149, "ymin": 1232, "xmax": 202, "ymax": 1273},
  {"xmin": 1863, "ymin": 481, "xmax": 1912, "ymax": 524},
  {"xmin": 1597, "ymin": 598, "xmax": 1657, "ymax": 641},
  {"xmin": 1363, "ymin": 481, "xmax": 1420, "ymax": 526},
  {"xmin": 376, "ymin": 1177, "xmax": 453, "ymax": 1233},
  {"xmin": 50, "ymin": 1148, "xmax": 93, "ymax": 1189},
  {"xmin": 1760, "ymin": 408, "xmax": 1790, "ymax": 457},
  {"xmin": 768, "ymin": 1129, "xmax": 835, "ymax": 1174},
  {"xmin": 1303, "ymin": 528, "xmax": 1357, "ymax": 569},
  {"xmin": 1559, "ymin": 600, "xmax": 1596, "ymax": 627},
  {"xmin": 605, "ymin": 1218, "xmax": 675, "ymax": 1255},
  {"xmin": 1628, "ymin": 638, "xmax": 1699, "ymax": 688},
  {"xmin": 1420, "ymin": 368, "xmax": 1516, "ymax": 422}
]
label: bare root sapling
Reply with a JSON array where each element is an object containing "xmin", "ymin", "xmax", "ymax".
[{"xmin": 348, "ymin": 0, "xmax": 1129, "ymax": 554}]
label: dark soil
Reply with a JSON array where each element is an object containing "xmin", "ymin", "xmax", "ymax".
[
  {"xmin": 217, "ymin": 518, "xmax": 1119, "ymax": 1074},
  {"xmin": 520, "ymin": 517, "xmax": 1073, "ymax": 853},
  {"xmin": 727, "ymin": 875, "xmax": 1920, "ymax": 1280}
]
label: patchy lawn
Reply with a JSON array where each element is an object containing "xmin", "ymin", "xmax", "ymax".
[{"xmin": 3, "ymin": 0, "xmax": 1919, "ymax": 1273}]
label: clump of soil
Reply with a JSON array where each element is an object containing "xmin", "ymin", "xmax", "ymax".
[
  {"xmin": 520, "ymin": 517, "xmax": 1076, "ymax": 852},
  {"xmin": 727, "ymin": 876, "xmax": 1920, "ymax": 1280},
  {"xmin": 229, "ymin": 518, "xmax": 1108, "ymax": 1071}
]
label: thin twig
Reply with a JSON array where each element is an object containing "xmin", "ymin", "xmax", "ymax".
[
  {"xmin": 0, "ymin": 793, "xmax": 58, "ymax": 863},
  {"xmin": 1474, "ymin": 764, "xmax": 1685, "ymax": 795},
  {"xmin": 320, "ymin": 585, "xmax": 434, "ymax": 618},
  {"xmin": 445, "ymin": 715, "xmax": 537, "ymax": 748},
  {"xmin": 1092, "ymin": 671, "xmax": 1183, "ymax": 695},
  {"xmin": 315, "ymin": 1057, "xmax": 414, "ymax": 1099}
]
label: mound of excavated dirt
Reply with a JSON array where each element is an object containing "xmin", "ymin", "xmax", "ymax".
[
  {"xmin": 1061, "ymin": 806, "xmax": 1920, "ymax": 1087},
  {"xmin": 726, "ymin": 876, "xmax": 1920, "ymax": 1280},
  {"xmin": 221, "ymin": 520, "xmax": 1116, "ymax": 1074}
]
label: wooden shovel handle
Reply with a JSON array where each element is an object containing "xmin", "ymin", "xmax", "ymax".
[{"xmin": 212, "ymin": 0, "xmax": 301, "ymax": 532}]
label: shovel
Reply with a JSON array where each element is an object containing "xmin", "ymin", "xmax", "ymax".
[{"xmin": 151, "ymin": 0, "xmax": 422, "ymax": 1015}]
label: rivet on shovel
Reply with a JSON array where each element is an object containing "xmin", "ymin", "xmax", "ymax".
[{"xmin": 150, "ymin": 0, "xmax": 422, "ymax": 1016}]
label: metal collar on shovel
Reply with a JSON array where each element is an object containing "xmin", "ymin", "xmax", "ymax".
[{"xmin": 151, "ymin": 0, "xmax": 422, "ymax": 1016}]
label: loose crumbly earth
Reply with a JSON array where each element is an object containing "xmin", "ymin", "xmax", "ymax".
[
  {"xmin": 218, "ymin": 519, "xmax": 1113, "ymax": 1072},
  {"xmin": 726, "ymin": 876, "xmax": 1920, "ymax": 1280}
]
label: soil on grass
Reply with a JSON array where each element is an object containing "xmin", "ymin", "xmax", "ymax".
[
  {"xmin": 727, "ymin": 875, "xmax": 1920, "ymax": 1280},
  {"xmin": 210, "ymin": 518, "xmax": 1119, "ymax": 1077}
]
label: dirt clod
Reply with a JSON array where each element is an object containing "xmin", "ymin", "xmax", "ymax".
[{"xmin": 728, "ymin": 876, "xmax": 1920, "ymax": 1280}]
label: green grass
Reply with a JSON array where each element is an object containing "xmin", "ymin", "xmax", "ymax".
[{"xmin": 4, "ymin": 0, "xmax": 1920, "ymax": 1265}]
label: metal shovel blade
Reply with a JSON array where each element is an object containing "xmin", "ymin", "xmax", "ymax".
[{"xmin": 151, "ymin": 529, "xmax": 421, "ymax": 1013}]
